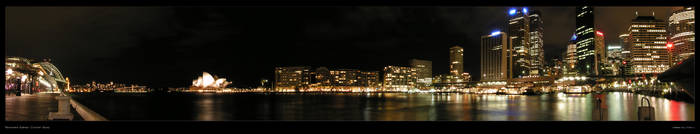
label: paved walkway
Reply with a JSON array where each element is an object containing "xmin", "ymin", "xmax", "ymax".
[{"xmin": 5, "ymin": 93, "xmax": 82, "ymax": 121}]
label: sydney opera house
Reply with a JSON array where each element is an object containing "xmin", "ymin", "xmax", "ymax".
[
  {"xmin": 190, "ymin": 72, "xmax": 232, "ymax": 91},
  {"xmin": 5, "ymin": 57, "xmax": 68, "ymax": 95}
]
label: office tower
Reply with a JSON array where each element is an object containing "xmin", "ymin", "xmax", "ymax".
[
  {"xmin": 529, "ymin": 10, "xmax": 545, "ymax": 76},
  {"xmin": 619, "ymin": 33, "xmax": 632, "ymax": 59},
  {"xmin": 481, "ymin": 31, "xmax": 510, "ymax": 81},
  {"xmin": 619, "ymin": 33, "xmax": 633, "ymax": 76},
  {"xmin": 669, "ymin": 7, "xmax": 695, "ymax": 63},
  {"xmin": 507, "ymin": 7, "xmax": 531, "ymax": 78},
  {"xmin": 449, "ymin": 46, "xmax": 464, "ymax": 76},
  {"xmin": 595, "ymin": 30, "xmax": 607, "ymax": 76},
  {"xmin": 628, "ymin": 15, "xmax": 669, "ymax": 74},
  {"xmin": 410, "ymin": 59, "xmax": 432, "ymax": 90},
  {"xmin": 565, "ymin": 35, "xmax": 577, "ymax": 75},
  {"xmin": 608, "ymin": 46, "xmax": 624, "ymax": 60},
  {"xmin": 274, "ymin": 66, "xmax": 311, "ymax": 91},
  {"xmin": 575, "ymin": 6, "xmax": 597, "ymax": 76},
  {"xmin": 383, "ymin": 66, "xmax": 416, "ymax": 91},
  {"xmin": 607, "ymin": 45, "xmax": 624, "ymax": 76}
]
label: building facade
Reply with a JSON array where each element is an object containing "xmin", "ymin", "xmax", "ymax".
[
  {"xmin": 605, "ymin": 45, "xmax": 624, "ymax": 76},
  {"xmin": 564, "ymin": 36, "xmax": 578, "ymax": 75},
  {"xmin": 449, "ymin": 46, "xmax": 464, "ymax": 76},
  {"xmin": 410, "ymin": 59, "xmax": 432, "ymax": 90},
  {"xmin": 274, "ymin": 66, "xmax": 311, "ymax": 91},
  {"xmin": 382, "ymin": 66, "xmax": 416, "ymax": 91},
  {"xmin": 595, "ymin": 30, "xmax": 607, "ymax": 76},
  {"xmin": 619, "ymin": 33, "xmax": 634, "ymax": 76},
  {"xmin": 627, "ymin": 15, "xmax": 670, "ymax": 74},
  {"xmin": 358, "ymin": 71, "xmax": 380, "ymax": 88},
  {"xmin": 329, "ymin": 69, "xmax": 360, "ymax": 86},
  {"xmin": 528, "ymin": 10, "xmax": 545, "ymax": 76},
  {"xmin": 481, "ymin": 31, "xmax": 510, "ymax": 81},
  {"xmin": 668, "ymin": 7, "xmax": 695, "ymax": 64},
  {"xmin": 507, "ymin": 7, "xmax": 532, "ymax": 78},
  {"xmin": 575, "ymin": 6, "xmax": 597, "ymax": 76}
]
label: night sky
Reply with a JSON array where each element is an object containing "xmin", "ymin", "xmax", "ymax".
[{"xmin": 5, "ymin": 6, "xmax": 676, "ymax": 88}]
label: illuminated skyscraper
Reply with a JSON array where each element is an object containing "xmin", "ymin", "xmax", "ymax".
[
  {"xmin": 627, "ymin": 15, "xmax": 669, "ymax": 74},
  {"xmin": 410, "ymin": 59, "xmax": 432, "ymax": 90},
  {"xmin": 565, "ymin": 37, "xmax": 578, "ymax": 75},
  {"xmin": 668, "ymin": 7, "xmax": 695, "ymax": 63},
  {"xmin": 595, "ymin": 30, "xmax": 606, "ymax": 76},
  {"xmin": 507, "ymin": 7, "xmax": 531, "ymax": 78},
  {"xmin": 619, "ymin": 33, "xmax": 633, "ymax": 76},
  {"xmin": 606, "ymin": 45, "xmax": 624, "ymax": 76},
  {"xmin": 575, "ymin": 6, "xmax": 597, "ymax": 76},
  {"xmin": 528, "ymin": 10, "xmax": 545, "ymax": 76},
  {"xmin": 449, "ymin": 46, "xmax": 464, "ymax": 76},
  {"xmin": 481, "ymin": 31, "xmax": 509, "ymax": 81}
]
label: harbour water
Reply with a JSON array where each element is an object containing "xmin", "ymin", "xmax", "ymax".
[{"xmin": 70, "ymin": 92, "xmax": 694, "ymax": 121}]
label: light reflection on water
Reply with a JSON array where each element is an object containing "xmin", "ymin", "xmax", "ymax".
[{"xmin": 73, "ymin": 92, "xmax": 694, "ymax": 121}]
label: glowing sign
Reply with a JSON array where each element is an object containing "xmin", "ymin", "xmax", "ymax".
[
  {"xmin": 571, "ymin": 34, "xmax": 577, "ymax": 40},
  {"xmin": 596, "ymin": 31, "xmax": 604, "ymax": 36},
  {"xmin": 509, "ymin": 9, "xmax": 516, "ymax": 15},
  {"xmin": 523, "ymin": 8, "xmax": 528, "ymax": 14}
]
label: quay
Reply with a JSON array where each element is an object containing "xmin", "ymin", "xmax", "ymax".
[{"xmin": 5, "ymin": 93, "xmax": 108, "ymax": 121}]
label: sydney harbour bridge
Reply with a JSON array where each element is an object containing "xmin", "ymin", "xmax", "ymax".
[{"xmin": 5, "ymin": 56, "xmax": 68, "ymax": 95}]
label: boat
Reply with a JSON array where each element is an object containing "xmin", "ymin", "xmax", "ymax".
[{"xmin": 564, "ymin": 85, "xmax": 592, "ymax": 94}]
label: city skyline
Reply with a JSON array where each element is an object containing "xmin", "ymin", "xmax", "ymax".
[{"xmin": 6, "ymin": 7, "xmax": 676, "ymax": 88}]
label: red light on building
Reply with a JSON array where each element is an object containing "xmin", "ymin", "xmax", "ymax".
[
  {"xmin": 596, "ymin": 31, "xmax": 604, "ymax": 36},
  {"xmin": 622, "ymin": 61, "xmax": 626, "ymax": 64},
  {"xmin": 666, "ymin": 42, "xmax": 673, "ymax": 48}
]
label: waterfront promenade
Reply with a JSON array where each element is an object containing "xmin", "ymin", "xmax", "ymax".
[{"xmin": 5, "ymin": 93, "xmax": 83, "ymax": 121}]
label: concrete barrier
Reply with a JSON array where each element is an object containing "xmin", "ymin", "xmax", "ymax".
[{"xmin": 69, "ymin": 98, "xmax": 109, "ymax": 121}]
